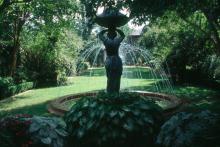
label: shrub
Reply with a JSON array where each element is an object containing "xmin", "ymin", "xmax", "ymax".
[
  {"xmin": 0, "ymin": 115, "xmax": 67, "ymax": 147},
  {"xmin": 0, "ymin": 79, "xmax": 34, "ymax": 99},
  {"xmin": 201, "ymin": 55, "xmax": 220, "ymax": 81},
  {"xmin": 21, "ymin": 28, "xmax": 82, "ymax": 87},
  {"xmin": 156, "ymin": 110, "xmax": 220, "ymax": 147},
  {"xmin": 64, "ymin": 92, "xmax": 163, "ymax": 147},
  {"xmin": 0, "ymin": 77, "xmax": 14, "ymax": 87},
  {"xmin": 0, "ymin": 114, "xmax": 33, "ymax": 147},
  {"xmin": 14, "ymin": 67, "xmax": 30, "ymax": 83},
  {"xmin": 15, "ymin": 82, "xmax": 34, "ymax": 93},
  {"xmin": 57, "ymin": 71, "xmax": 68, "ymax": 86},
  {"xmin": 0, "ymin": 77, "xmax": 15, "ymax": 98},
  {"xmin": 76, "ymin": 61, "xmax": 89, "ymax": 75}
]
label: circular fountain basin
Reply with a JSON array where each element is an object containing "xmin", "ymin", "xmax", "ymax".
[{"xmin": 48, "ymin": 91, "xmax": 182, "ymax": 116}]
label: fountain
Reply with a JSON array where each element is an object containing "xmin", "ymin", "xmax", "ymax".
[
  {"xmin": 45, "ymin": 7, "xmax": 184, "ymax": 147},
  {"xmin": 47, "ymin": 7, "xmax": 182, "ymax": 116}
]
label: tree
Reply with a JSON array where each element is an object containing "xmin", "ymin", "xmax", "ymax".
[
  {"xmin": 80, "ymin": 0, "xmax": 220, "ymax": 54},
  {"xmin": 139, "ymin": 11, "xmax": 216, "ymax": 84},
  {"xmin": 0, "ymin": 0, "xmax": 79, "ymax": 77},
  {"xmin": 20, "ymin": 24, "xmax": 84, "ymax": 86},
  {"xmin": 0, "ymin": 0, "xmax": 30, "ymax": 76}
]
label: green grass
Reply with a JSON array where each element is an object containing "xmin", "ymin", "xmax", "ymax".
[
  {"xmin": 0, "ymin": 67, "xmax": 220, "ymax": 118},
  {"xmin": 0, "ymin": 67, "xmax": 157, "ymax": 117}
]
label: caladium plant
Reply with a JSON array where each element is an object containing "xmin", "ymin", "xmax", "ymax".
[
  {"xmin": 26, "ymin": 116, "xmax": 68, "ymax": 147},
  {"xmin": 64, "ymin": 92, "xmax": 163, "ymax": 147},
  {"xmin": 0, "ymin": 114, "xmax": 68, "ymax": 147},
  {"xmin": 0, "ymin": 114, "xmax": 33, "ymax": 147},
  {"xmin": 157, "ymin": 110, "xmax": 220, "ymax": 147}
]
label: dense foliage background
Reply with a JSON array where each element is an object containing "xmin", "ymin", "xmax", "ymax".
[
  {"xmin": 0, "ymin": 0, "xmax": 219, "ymax": 97},
  {"xmin": 0, "ymin": 0, "xmax": 84, "ymax": 89}
]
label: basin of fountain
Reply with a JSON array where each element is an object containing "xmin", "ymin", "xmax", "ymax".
[{"xmin": 48, "ymin": 91, "xmax": 182, "ymax": 116}]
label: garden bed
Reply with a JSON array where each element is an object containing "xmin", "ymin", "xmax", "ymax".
[{"xmin": 48, "ymin": 91, "xmax": 182, "ymax": 116}]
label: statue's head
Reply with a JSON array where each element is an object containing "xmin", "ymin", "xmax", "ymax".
[
  {"xmin": 107, "ymin": 27, "xmax": 117, "ymax": 39},
  {"xmin": 107, "ymin": 31, "xmax": 117, "ymax": 39}
]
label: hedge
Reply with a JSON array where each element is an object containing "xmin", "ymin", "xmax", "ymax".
[{"xmin": 0, "ymin": 81, "xmax": 34, "ymax": 99}]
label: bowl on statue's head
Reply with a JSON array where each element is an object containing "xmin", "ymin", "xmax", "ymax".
[{"xmin": 95, "ymin": 7, "xmax": 129, "ymax": 28}]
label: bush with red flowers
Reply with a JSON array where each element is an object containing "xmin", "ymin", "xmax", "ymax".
[
  {"xmin": 0, "ymin": 114, "xmax": 68, "ymax": 147},
  {"xmin": 0, "ymin": 114, "xmax": 33, "ymax": 147}
]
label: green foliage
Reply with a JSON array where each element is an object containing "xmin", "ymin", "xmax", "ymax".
[
  {"xmin": 79, "ymin": 0, "xmax": 220, "ymax": 85},
  {"xmin": 0, "ymin": 77, "xmax": 14, "ymax": 87},
  {"xmin": 139, "ymin": 11, "xmax": 218, "ymax": 84},
  {"xmin": 64, "ymin": 92, "xmax": 163, "ymax": 147},
  {"xmin": 55, "ymin": 28, "xmax": 84, "ymax": 76},
  {"xmin": 0, "ymin": 114, "xmax": 67, "ymax": 147},
  {"xmin": 21, "ymin": 30, "xmax": 60, "ymax": 86},
  {"xmin": 0, "ymin": 77, "xmax": 33, "ymax": 99},
  {"xmin": 26, "ymin": 116, "xmax": 68, "ymax": 147},
  {"xmin": 57, "ymin": 71, "xmax": 68, "ymax": 86},
  {"xmin": 15, "ymin": 82, "xmax": 34, "ymax": 93},
  {"xmin": 76, "ymin": 61, "xmax": 89, "ymax": 74},
  {"xmin": 157, "ymin": 110, "xmax": 220, "ymax": 147},
  {"xmin": 56, "ymin": 29, "xmax": 84, "ymax": 59},
  {"xmin": 80, "ymin": 0, "xmax": 219, "ymax": 23},
  {"xmin": 200, "ymin": 55, "xmax": 220, "ymax": 80},
  {"xmin": 20, "ymin": 26, "xmax": 83, "ymax": 87},
  {"xmin": 0, "ymin": 0, "xmax": 81, "ymax": 78}
]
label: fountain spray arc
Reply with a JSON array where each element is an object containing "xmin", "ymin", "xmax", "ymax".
[{"xmin": 95, "ymin": 7, "xmax": 129, "ymax": 93}]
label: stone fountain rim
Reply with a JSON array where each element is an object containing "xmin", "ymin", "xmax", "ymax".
[{"xmin": 47, "ymin": 91, "xmax": 183, "ymax": 116}]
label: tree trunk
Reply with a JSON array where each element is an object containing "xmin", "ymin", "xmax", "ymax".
[
  {"xmin": 203, "ymin": 12, "xmax": 220, "ymax": 55},
  {"xmin": 9, "ymin": 44, "xmax": 18, "ymax": 77},
  {"xmin": 9, "ymin": 18, "xmax": 24, "ymax": 77},
  {"xmin": 9, "ymin": 20, "xmax": 18, "ymax": 77},
  {"xmin": 209, "ymin": 21, "xmax": 220, "ymax": 55}
]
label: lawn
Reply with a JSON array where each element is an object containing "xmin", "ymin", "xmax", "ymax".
[{"xmin": 0, "ymin": 67, "xmax": 220, "ymax": 118}]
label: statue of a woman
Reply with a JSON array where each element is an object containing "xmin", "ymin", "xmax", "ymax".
[{"xmin": 99, "ymin": 28, "xmax": 125, "ymax": 93}]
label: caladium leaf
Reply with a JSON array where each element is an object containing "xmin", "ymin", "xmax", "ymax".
[
  {"xmin": 29, "ymin": 123, "xmax": 41, "ymax": 133},
  {"xmin": 41, "ymin": 137, "xmax": 52, "ymax": 144}
]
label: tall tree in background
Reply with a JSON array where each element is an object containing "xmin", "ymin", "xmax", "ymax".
[
  {"xmin": 0, "ymin": 0, "xmax": 79, "ymax": 77},
  {"xmin": 0, "ymin": 0, "xmax": 30, "ymax": 76}
]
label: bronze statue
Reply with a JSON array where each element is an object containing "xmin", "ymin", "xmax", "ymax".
[
  {"xmin": 99, "ymin": 28, "xmax": 125, "ymax": 93},
  {"xmin": 95, "ymin": 7, "xmax": 129, "ymax": 93}
]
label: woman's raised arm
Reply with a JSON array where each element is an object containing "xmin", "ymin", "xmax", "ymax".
[
  {"xmin": 116, "ymin": 29, "xmax": 125, "ymax": 40},
  {"xmin": 98, "ymin": 29, "xmax": 108, "ymax": 41}
]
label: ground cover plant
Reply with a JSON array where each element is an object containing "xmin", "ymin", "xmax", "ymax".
[
  {"xmin": 0, "ymin": 114, "xmax": 67, "ymax": 147},
  {"xmin": 64, "ymin": 92, "xmax": 163, "ymax": 147},
  {"xmin": 157, "ymin": 110, "xmax": 220, "ymax": 147}
]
